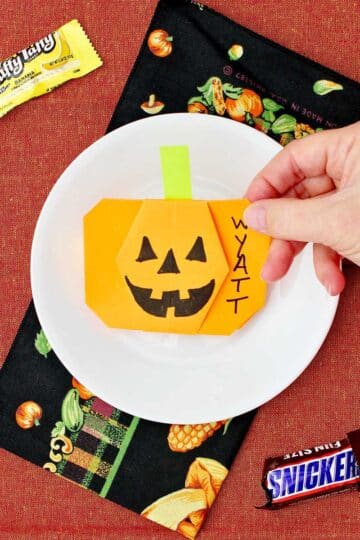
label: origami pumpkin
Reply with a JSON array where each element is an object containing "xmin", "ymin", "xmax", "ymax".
[
  {"xmin": 84, "ymin": 199, "xmax": 270, "ymax": 335},
  {"xmin": 116, "ymin": 200, "xmax": 228, "ymax": 334}
]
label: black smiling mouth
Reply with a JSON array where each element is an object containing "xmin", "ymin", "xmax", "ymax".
[{"xmin": 125, "ymin": 276, "xmax": 215, "ymax": 317}]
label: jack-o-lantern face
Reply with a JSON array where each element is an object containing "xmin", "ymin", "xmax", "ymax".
[
  {"xmin": 83, "ymin": 198, "xmax": 270, "ymax": 335},
  {"xmin": 124, "ymin": 235, "xmax": 215, "ymax": 317},
  {"xmin": 116, "ymin": 200, "xmax": 229, "ymax": 333}
]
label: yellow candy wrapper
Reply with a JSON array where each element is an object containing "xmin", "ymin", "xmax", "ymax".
[{"xmin": 0, "ymin": 19, "xmax": 102, "ymax": 118}]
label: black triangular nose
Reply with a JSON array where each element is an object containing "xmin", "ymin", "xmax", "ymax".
[{"xmin": 157, "ymin": 249, "xmax": 180, "ymax": 274}]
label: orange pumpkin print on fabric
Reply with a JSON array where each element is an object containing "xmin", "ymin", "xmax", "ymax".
[
  {"xmin": 72, "ymin": 377, "xmax": 95, "ymax": 400},
  {"xmin": 188, "ymin": 76, "xmax": 319, "ymax": 144},
  {"xmin": 16, "ymin": 401, "xmax": 43, "ymax": 429},
  {"xmin": 187, "ymin": 102, "xmax": 208, "ymax": 114},
  {"xmin": 226, "ymin": 88, "xmax": 263, "ymax": 122},
  {"xmin": 84, "ymin": 199, "xmax": 270, "ymax": 335},
  {"xmin": 148, "ymin": 29, "xmax": 173, "ymax": 57}
]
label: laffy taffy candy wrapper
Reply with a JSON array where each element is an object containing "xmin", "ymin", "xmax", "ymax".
[{"xmin": 0, "ymin": 19, "xmax": 102, "ymax": 118}]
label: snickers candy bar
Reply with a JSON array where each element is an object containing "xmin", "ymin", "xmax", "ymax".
[{"xmin": 262, "ymin": 429, "xmax": 360, "ymax": 508}]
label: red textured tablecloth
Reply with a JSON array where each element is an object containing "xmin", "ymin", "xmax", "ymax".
[{"xmin": 0, "ymin": 1, "xmax": 359, "ymax": 538}]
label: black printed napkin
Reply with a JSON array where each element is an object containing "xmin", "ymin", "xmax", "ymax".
[{"xmin": 0, "ymin": 1, "xmax": 359, "ymax": 538}]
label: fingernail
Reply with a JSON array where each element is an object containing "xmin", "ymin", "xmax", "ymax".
[{"xmin": 244, "ymin": 205, "xmax": 267, "ymax": 232}]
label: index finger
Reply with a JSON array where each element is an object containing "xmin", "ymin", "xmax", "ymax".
[{"xmin": 245, "ymin": 127, "xmax": 340, "ymax": 201}]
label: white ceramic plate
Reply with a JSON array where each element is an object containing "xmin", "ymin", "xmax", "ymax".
[{"xmin": 31, "ymin": 114, "xmax": 338, "ymax": 424}]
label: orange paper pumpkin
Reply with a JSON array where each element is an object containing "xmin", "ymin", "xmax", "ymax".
[{"xmin": 84, "ymin": 199, "xmax": 270, "ymax": 335}]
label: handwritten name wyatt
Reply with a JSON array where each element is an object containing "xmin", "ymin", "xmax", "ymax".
[{"xmin": 226, "ymin": 216, "xmax": 250, "ymax": 314}]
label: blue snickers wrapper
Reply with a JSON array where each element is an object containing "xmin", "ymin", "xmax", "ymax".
[{"xmin": 262, "ymin": 429, "xmax": 360, "ymax": 507}]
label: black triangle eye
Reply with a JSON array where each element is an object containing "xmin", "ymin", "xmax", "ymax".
[
  {"xmin": 136, "ymin": 236, "xmax": 158, "ymax": 262},
  {"xmin": 186, "ymin": 236, "xmax": 206, "ymax": 262}
]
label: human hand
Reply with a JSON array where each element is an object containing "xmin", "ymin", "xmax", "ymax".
[{"xmin": 244, "ymin": 122, "xmax": 360, "ymax": 295}]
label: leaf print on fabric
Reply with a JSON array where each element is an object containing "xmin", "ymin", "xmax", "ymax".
[
  {"xmin": 188, "ymin": 95, "xmax": 208, "ymax": 107},
  {"xmin": 142, "ymin": 457, "xmax": 228, "ymax": 540},
  {"xmin": 262, "ymin": 110, "xmax": 276, "ymax": 123},
  {"xmin": 143, "ymin": 489, "xmax": 207, "ymax": 537},
  {"xmin": 222, "ymin": 418, "xmax": 233, "ymax": 435},
  {"xmin": 197, "ymin": 77, "xmax": 226, "ymax": 114},
  {"xmin": 51, "ymin": 420, "xmax": 66, "ymax": 438},
  {"xmin": 313, "ymin": 80, "xmax": 343, "ymax": 95},
  {"xmin": 222, "ymin": 82, "xmax": 242, "ymax": 99},
  {"xmin": 196, "ymin": 79, "xmax": 214, "ymax": 107},
  {"xmin": 34, "ymin": 328, "xmax": 52, "ymax": 358},
  {"xmin": 262, "ymin": 98, "xmax": 284, "ymax": 112},
  {"xmin": 188, "ymin": 95, "xmax": 209, "ymax": 113}
]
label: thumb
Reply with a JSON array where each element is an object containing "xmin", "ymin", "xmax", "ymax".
[{"xmin": 244, "ymin": 195, "xmax": 338, "ymax": 246}]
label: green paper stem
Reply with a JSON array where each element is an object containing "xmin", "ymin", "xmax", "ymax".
[{"xmin": 160, "ymin": 146, "xmax": 192, "ymax": 200}]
